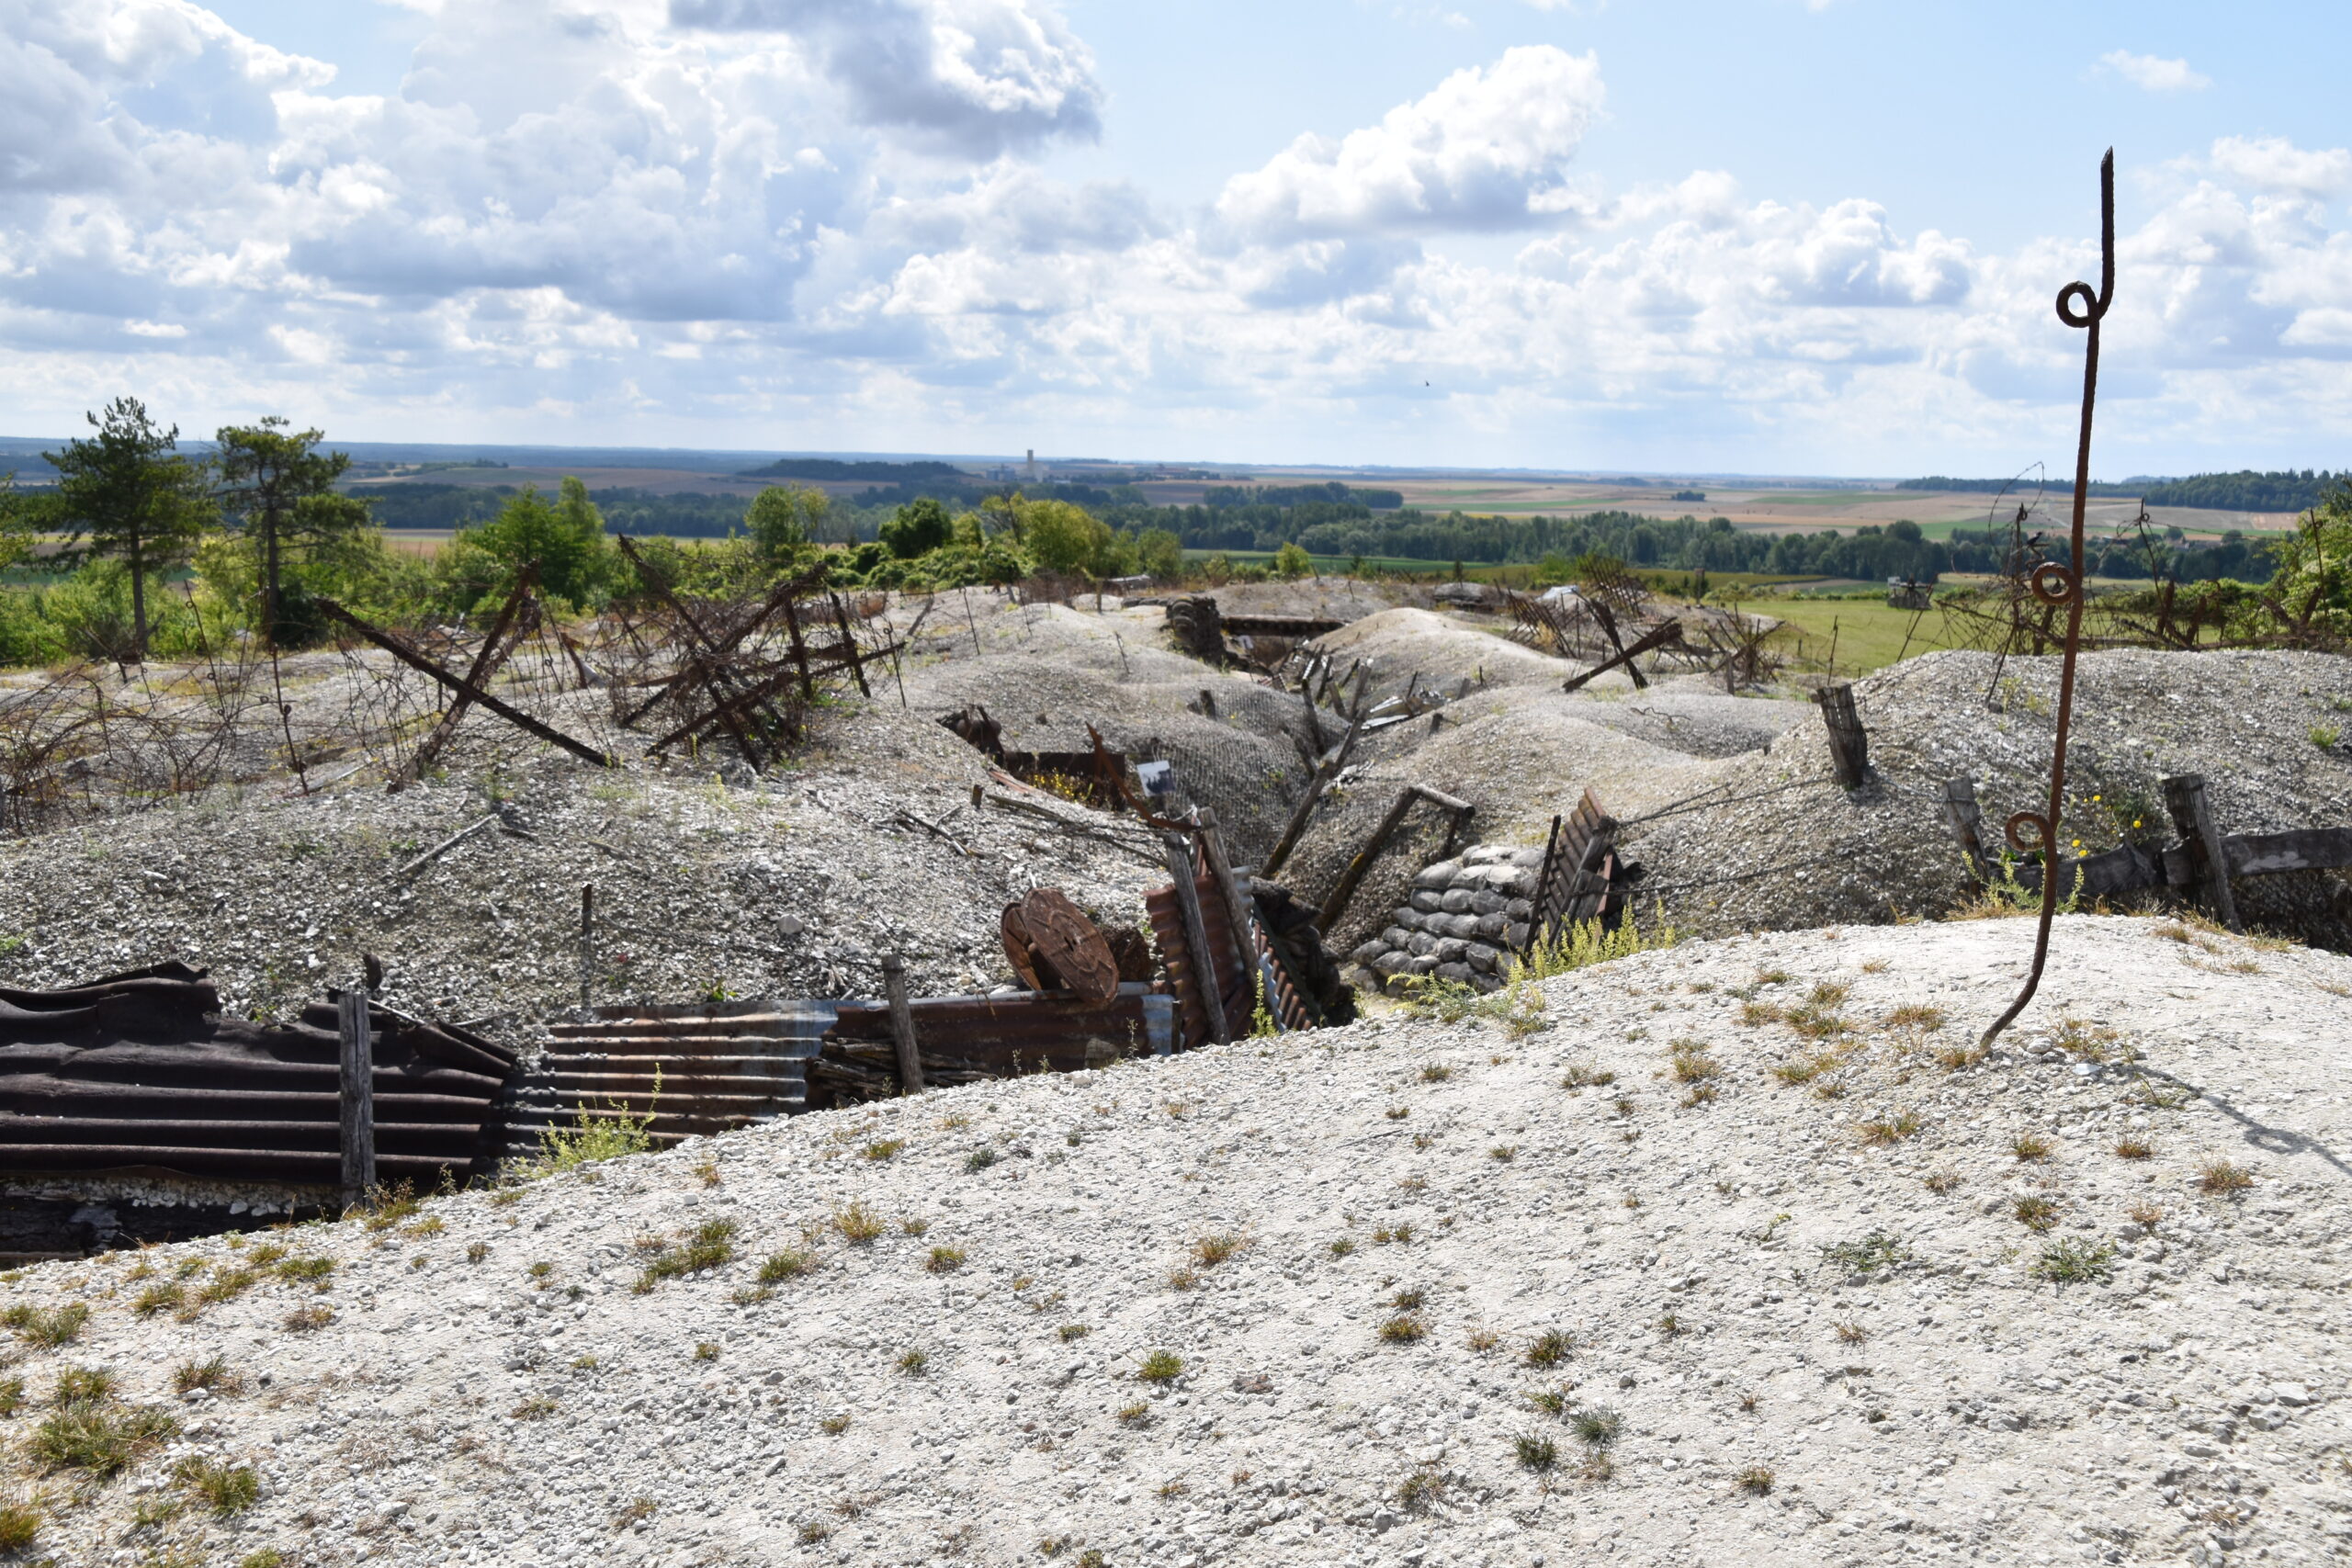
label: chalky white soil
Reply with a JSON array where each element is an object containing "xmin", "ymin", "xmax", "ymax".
[{"xmin": 6, "ymin": 917, "xmax": 2349, "ymax": 1568}]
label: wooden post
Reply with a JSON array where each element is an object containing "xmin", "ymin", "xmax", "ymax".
[
  {"xmin": 828, "ymin": 592, "xmax": 872, "ymax": 698},
  {"xmin": 1161, "ymin": 832, "xmax": 1230, "ymax": 1046},
  {"xmin": 1193, "ymin": 809, "xmax": 1258, "ymax": 980},
  {"xmin": 337, "ymin": 978, "xmax": 375, "ymax": 1210},
  {"xmin": 1261, "ymin": 715, "xmax": 1363, "ymax": 879},
  {"xmin": 1815, "ymin": 682, "xmax": 1868, "ymax": 788},
  {"xmin": 1941, "ymin": 778, "xmax": 1990, "ymax": 879},
  {"xmin": 579, "ymin": 885, "xmax": 595, "ymax": 1017},
  {"xmin": 1317, "ymin": 786, "xmax": 1422, "ymax": 935},
  {"xmin": 881, "ymin": 953, "xmax": 924, "ymax": 1093},
  {"xmin": 779, "ymin": 595, "xmax": 816, "ymax": 702},
  {"xmin": 2162, "ymin": 773, "xmax": 2242, "ymax": 932}
]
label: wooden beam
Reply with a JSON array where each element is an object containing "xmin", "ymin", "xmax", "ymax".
[
  {"xmin": 1161, "ymin": 833, "xmax": 1230, "ymax": 1046},
  {"xmin": 1941, "ymin": 777, "xmax": 1990, "ymax": 879},
  {"xmin": 318, "ymin": 599, "xmax": 613, "ymax": 769},
  {"xmin": 1562, "ymin": 618, "xmax": 1679, "ymax": 694},
  {"xmin": 1261, "ymin": 713, "xmax": 1364, "ymax": 878},
  {"xmin": 395, "ymin": 565, "xmax": 539, "ymax": 792}
]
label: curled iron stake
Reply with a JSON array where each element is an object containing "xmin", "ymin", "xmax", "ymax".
[{"xmin": 1979, "ymin": 149, "xmax": 2115, "ymax": 1051}]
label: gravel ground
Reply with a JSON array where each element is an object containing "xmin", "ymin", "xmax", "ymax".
[
  {"xmin": 0, "ymin": 700, "xmax": 1169, "ymax": 1048},
  {"xmin": 1630, "ymin": 649, "xmax": 2352, "ymax": 945},
  {"xmin": 896, "ymin": 599, "xmax": 1323, "ymax": 865},
  {"xmin": 2, "ymin": 915, "xmax": 2346, "ymax": 1567}
]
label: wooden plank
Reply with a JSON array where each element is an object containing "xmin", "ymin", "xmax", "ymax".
[
  {"xmin": 318, "ymin": 599, "xmax": 613, "ymax": 769},
  {"xmin": 396, "ymin": 566, "xmax": 538, "ymax": 791},
  {"xmin": 2224, "ymin": 826, "xmax": 2352, "ymax": 876},
  {"xmin": 1562, "ymin": 618, "xmax": 1679, "ymax": 694},
  {"xmin": 1317, "ymin": 787, "xmax": 1419, "ymax": 935},
  {"xmin": 1941, "ymin": 778, "xmax": 1989, "ymax": 878},
  {"xmin": 2011, "ymin": 842, "xmax": 2161, "ymax": 901}
]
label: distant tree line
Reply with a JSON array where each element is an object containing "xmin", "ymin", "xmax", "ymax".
[
  {"xmin": 1897, "ymin": 475, "xmax": 2145, "ymax": 498},
  {"xmin": 738, "ymin": 457, "xmax": 965, "ymax": 483},
  {"xmin": 1900, "ymin": 469, "xmax": 2346, "ymax": 512},
  {"xmin": 2138, "ymin": 470, "xmax": 2346, "ymax": 512}
]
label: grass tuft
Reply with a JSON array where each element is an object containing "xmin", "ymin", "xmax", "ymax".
[
  {"xmin": 1736, "ymin": 1464, "xmax": 1775, "ymax": 1495},
  {"xmin": 2, "ymin": 1303, "xmax": 90, "ymax": 1348},
  {"xmin": 925, "ymin": 1246, "xmax": 967, "ymax": 1274},
  {"xmin": 1512, "ymin": 1432, "xmax": 1558, "ymax": 1472},
  {"xmin": 1568, "ymin": 1405, "xmax": 1623, "ymax": 1448},
  {"xmin": 1524, "ymin": 1328, "xmax": 1573, "ymax": 1368},
  {"xmin": 2199, "ymin": 1158, "xmax": 2255, "ymax": 1194},
  {"xmin": 1376, "ymin": 1315, "xmax": 1427, "ymax": 1344},
  {"xmin": 2030, "ymin": 1237, "xmax": 2117, "ymax": 1284},
  {"xmin": 2008, "ymin": 1132, "xmax": 2054, "ymax": 1162},
  {"xmin": 1136, "ymin": 1349, "xmax": 1183, "ymax": 1385},
  {"xmin": 759, "ymin": 1248, "xmax": 818, "ymax": 1283},
  {"xmin": 1858, "ymin": 1108, "xmax": 1923, "ymax": 1146},
  {"xmin": 175, "ymin": 1456, "xmax": 261, "ymax": 1514}
]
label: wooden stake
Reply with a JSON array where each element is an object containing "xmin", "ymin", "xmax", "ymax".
[
  {"xmin": 1815, "ymin": 682, "xmax": 1869, "ymax": 788},
  {"xmin": 881, "ymin": 953, "xmax": 924, "ymax": 1093},
  {"xmin": 337, "ymin": 978, "xmax": 375, "ymax": 1211},
  {"xmin": 2162, "ymin": 773, "xmax": 2242, "ymax": 932},
  {"xmin": 1193, "ymin": 808, "xmax": 1258, "ymax": 977},
  {"xmin": 579, "ymin": 885, "xmax": 595, "ymax": 1017}
]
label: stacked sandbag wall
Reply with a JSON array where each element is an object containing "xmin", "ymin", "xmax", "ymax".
[{"xmin": 1345, "ymin": 844, "xmax": 1544, "ymax": 994}]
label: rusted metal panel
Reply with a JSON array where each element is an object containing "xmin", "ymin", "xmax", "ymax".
[
  {"xmin": 514, "ymin": 998, "xmax": 833, "ymax": 1151},
  {"xmin": 1146, "ymin": 874, "xmax": 1252, "ymax": 1051},
  {"xmin": 0, "ymin": 965, "xmax": 517, "ymax": 1188}
]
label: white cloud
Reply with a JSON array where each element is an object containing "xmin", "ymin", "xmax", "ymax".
[
  {"xmin": 2207, "ymin": 135, "xmax": 2352, "ymax": 197},
  {"xmin": 1214, "ymin": 45, "xmax": 1603, "ymax": 241},
  {"xmin": 2098, "ymin": 50, "xmax": 2210, "ymax": 93},
  {"xmin": 0, "ymin": 14, "xmax": 2346, "ymax": 472}
]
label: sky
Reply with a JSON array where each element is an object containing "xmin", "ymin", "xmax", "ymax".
[{"xmin": 1, "ymin": 0, "xmax": 2348, "ymax": 476}]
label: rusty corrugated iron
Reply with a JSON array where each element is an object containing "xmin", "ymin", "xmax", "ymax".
[
  {"xmin": 514, "ymin": 1000, "xmax": 833, "ymax": 1152},
  {"xmin": 0, "ymin": 963, "xmax": 516, "ymax": 1187}
]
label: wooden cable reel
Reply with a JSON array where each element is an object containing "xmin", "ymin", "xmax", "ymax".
[{"xmin": 999, "ymin": 888, "xmax": 1120, "ymax": 1001}]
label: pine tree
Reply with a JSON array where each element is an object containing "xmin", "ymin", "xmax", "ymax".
[{"xmin": 44, "ymin": 398, "xmax": 213, "ymax": 660}]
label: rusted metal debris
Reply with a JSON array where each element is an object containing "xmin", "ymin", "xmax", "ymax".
[
  {"xmin": 1001, "ymin": 888, "xmax": 1121, "ymax": 1001},
  {"xmin": 0, "ymin": 963, "xmax": 517, "ymax": 1187},
  {"xmin": 1980, "ymin": 149, "xmax": 2114, "ymax": 1052}
]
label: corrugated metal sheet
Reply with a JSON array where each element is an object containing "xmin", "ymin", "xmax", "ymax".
[
  {"xmin": 505, "ymin": 998, "xmax": 834, "ymax": 1154},
  {"xmin": 1144, "ymin": 874, "xmax": 1255, "ymax": 1050},
  {"xmin": 0, "ymin": 963, "xmax": 516, "ymax": 1188}
]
